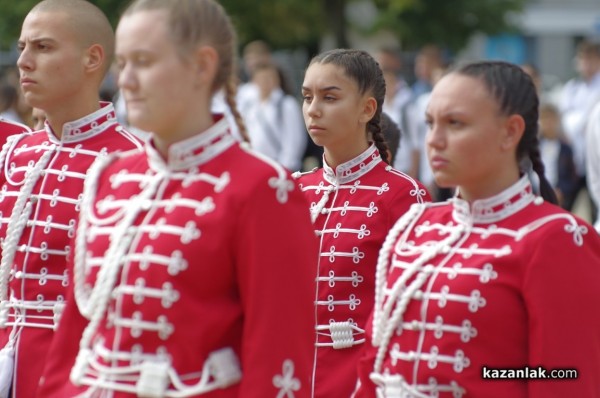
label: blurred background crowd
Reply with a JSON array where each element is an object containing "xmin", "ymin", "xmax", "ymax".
[{"xmin": 1, "ymin": 0, "xmax": 600, "ymax": 223}]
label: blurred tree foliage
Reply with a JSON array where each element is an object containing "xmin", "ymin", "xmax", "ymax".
[
  {"xmin": 0, "ymin": 0, "xmax": 528, "ymax": 53},
  {"xmin": 372, "ymin": 0, "xmax": 528, "ymax": 52},
  {"xmin": 0, "ymin": 0, "xmax": 127, "ymax": 50}
]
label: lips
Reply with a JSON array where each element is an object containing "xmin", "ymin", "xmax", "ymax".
[
  {"xmin": 429, "ymin": 155, "xmax": 449, "ymax": 169},
  {"xmin": 20, "ymin": 77, "xmax": 36, "ymax": 87}
]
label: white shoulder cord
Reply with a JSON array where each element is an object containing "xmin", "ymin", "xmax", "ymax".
[
  {"xmin": 0, "ymin": 135, "xmax": 19, "ymax": 181},
  {"xmin": 0, "ymin": 146, "xmax": 55, "ymax": 305},
  {"xmin": 73, "ymin": 155, "xmax": 115, "ymax": 317},
  {"xmin": 371, "ymin": 203, "xmax": 423, "ymax": 342},
  {"xmin": 1, "ymin": 134, "xmax": 29, "ymax": 188},
  {"xmin": 372, "ymin": 208, "xmax": 465, "ymax": 374},
  {"xmin": 71, "ymin": 165, "xmax": 164, "ymax": 384}
]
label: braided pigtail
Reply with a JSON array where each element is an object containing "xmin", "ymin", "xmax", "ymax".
[
  {"xmin": 223, "ymin": 77, "xmax": 250, "ymax": 143},
  {"xmin": 529, "ymin": 137, "xmax": 558, "ymax": 204},
  {"xmin": 369, "ymin": 113, "xmax": 390, "ymax": 164}
]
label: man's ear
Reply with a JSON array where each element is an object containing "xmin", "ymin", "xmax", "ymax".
[
  {"xmin": 359, "ymin": 96, "xmax": 377, "ymax": 124},
  {"xmin": 501, "ymin": 114, "xmax": 525, "ymax": 152},
  {"xmin": 193, "ymin": 45, "xmax": 219, "ymax": 88},
  {"xmin": 84, "ymin": 44, "xmax": 105, "ymax": 74}
]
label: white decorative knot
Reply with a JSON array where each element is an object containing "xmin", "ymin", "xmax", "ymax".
[
  {"xmin": 410, "ymin": 187, "xmax": 427, "ymax": 198},
  {"xmin": 330, "ymin": 323, "xmax": 351, "ymax": 349},
  {"xmin": 268, "ymin": 175, "xmax": 294, "ymax": 204},
  {"xmin": 564, "ymin": 223, "xmax": 587, "ymax": 247},
  {"xmin": 273, "ymin": 359, "xmax": 300, "ymax": 398},
  {"xmin": 377, "ymin": 183, "xmax": 390, "ymax": 195},
  {"xmin": 366, "ymin": 202, "xmax": 378, "ymax": 217}
]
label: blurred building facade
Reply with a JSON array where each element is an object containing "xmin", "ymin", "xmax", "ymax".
[{"xmin": 461, "ymin": 0, "xmax": 600, "ymax": 88}]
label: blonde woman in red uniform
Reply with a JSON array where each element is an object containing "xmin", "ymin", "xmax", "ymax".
[
  {"xmin": 37, "ymin": 0, "xmax": 318, "ymax": 397},
  {"xmin": 355, "ymin": 60, "xmax": 600, "ymax": 397},
  {"xmin": 0, "ymin": 1, "xmax": 143, "ymax": 396},
  {"xmin": 294, "ymin": 48, "xmax": 430, "ymax": 398}
]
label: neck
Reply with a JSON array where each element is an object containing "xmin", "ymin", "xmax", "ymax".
[
  {"xmin": 152, "ymin": 108, "xmax": 214, "ymax": 159},
  {"xmin": 44, "ymin": 89, "xmax": 101, "ymax": 139},
  {"xmin": 324, "ymin": 140, "xmax": 370, "ymax": 170},
  {"xmin": 46, "ymin": 103, "xmax": 101, "ymax": 139},
  {"xmin": 458, "ymin": 165, "xmax": 521, "ymax": 203}
]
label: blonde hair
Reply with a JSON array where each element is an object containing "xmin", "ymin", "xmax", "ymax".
[{"xmin": 122, "ymin": 0, "xmax": 248, "ymax": 141}]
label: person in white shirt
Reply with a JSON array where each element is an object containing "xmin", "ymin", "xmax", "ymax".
[
  {"xmin": 239, "ymin": 62, "xmax": 307, "ymax": 171},
  {"xmin": 375, "ymin": 48, "xmax": 418, "ymax": 177},
  {"xmin": 586, "ymin": 101, "xmax": 600, "ymax": 232},
  {"xmin": 559, "ymin": 40, "xmax": 600, "ymax": 215}
]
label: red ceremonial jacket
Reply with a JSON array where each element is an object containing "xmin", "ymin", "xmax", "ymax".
[
  {"xmin": 0, "ymin": 103, "xmax": 143, "ymax": 398},
  {"xmin": 294, "ymin": 145, "xmax": 430, "ymax": 398},
  {"xmin": 0, "ymin": 118, "xmax": 31, "ymax": 145},
  {"xmin": 37, "ymin": 116, "xmax": 319, "ymax": 397},
  {"xmin": 355, "ymin": 176, "xmax": 600, "ymax": 398}
]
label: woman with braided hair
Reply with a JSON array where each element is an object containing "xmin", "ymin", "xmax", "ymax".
[
  {"xmin": 294, "ymin": 48, "xmax": 430, "ymax": 397},
  {"xmin": 354, "ymin": 60, "xmax": 600, "ymax": 397},
  {"xmin": 36, "ymin": 0, "xmax": 318, "ymax": 396}
]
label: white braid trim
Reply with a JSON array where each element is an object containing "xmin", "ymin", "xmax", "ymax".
[{"xmin": 0, "ymin": 146, "xmax": 55, "ymax": 303}]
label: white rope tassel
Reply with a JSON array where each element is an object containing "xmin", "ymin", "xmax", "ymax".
[{"xmin": 0, "ymin": 344, "xmax": 14, "ymax": 398}]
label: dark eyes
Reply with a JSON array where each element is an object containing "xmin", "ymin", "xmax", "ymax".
[{"xmin": 301, "ymin": 95, "xmax": 335, "ymax": 103}]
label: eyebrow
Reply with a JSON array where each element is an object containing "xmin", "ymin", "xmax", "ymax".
[
  {"xmin": 17, "ymin": 37, "xmax": 57, "ymax": 47},
  {"xmin": 301, "ymin": 85, "xmax": 342, "ymax": 93}
]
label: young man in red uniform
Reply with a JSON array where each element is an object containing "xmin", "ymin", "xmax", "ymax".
[{"xmin": 0, "ymin": 1, "xmax": 143, "ymax": 396}]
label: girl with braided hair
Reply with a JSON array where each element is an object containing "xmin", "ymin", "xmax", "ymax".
[
  {"xmin": 293, "ymin": 48, "xmax": 430, "ymax": 397},
  {"xmin": 354, "ymin": 60, "xmax": 600, "ymax": 397},
  {"xmin": 36, "ymin": 0, "xmax": 319, "ymax": 396}
]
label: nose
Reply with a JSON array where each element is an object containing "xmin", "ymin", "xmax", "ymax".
[
  {"xmin": 117, "ymin": 63, "xmax": 137, "ymax": 91},
  {"xmin": 304, "ymin": 98, "xmax": 321, "ymax": 119},
  {"xmin": 17, "ymin": 47, "xmax": 33, "ymax": 72},
  {"xmin": 425, "ymin": 120, "xmax": 445, "ymax": 150}
]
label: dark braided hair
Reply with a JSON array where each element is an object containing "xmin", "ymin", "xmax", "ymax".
[
  {"xmin": 308, "ymin": 49, "xmax": 391, "ymax": 164},
  {"xmin": 455, "ymin": 60, "xmax": 558, "ymax": 204}
]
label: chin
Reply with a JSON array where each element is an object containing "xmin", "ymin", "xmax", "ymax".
[{"xmin": 433, "ymin": 174, "xmax": 456, "ymax": 190}]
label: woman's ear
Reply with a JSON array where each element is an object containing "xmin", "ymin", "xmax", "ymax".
[
  {"xmin": 359, "ymin": 96, "xmax": 377, "ymax": 124},
  {"xmin": 194, "ymin": 46, "xmax": 219, "ymax": 88},
  {"xmin": 501, "ymin": 114, "xmax": 525, "ymax": 152}
]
